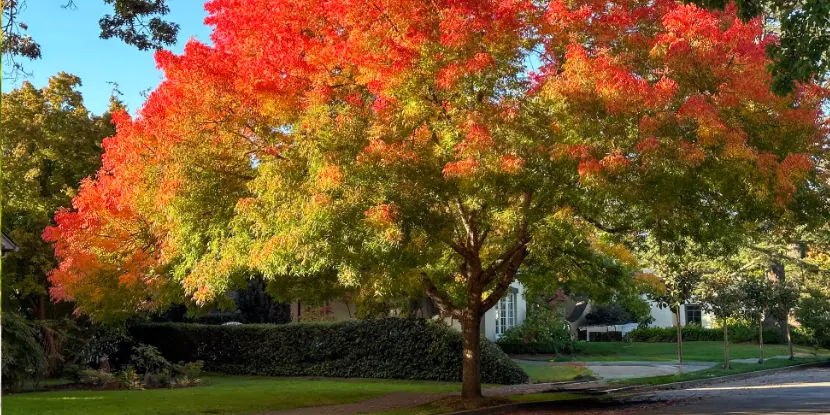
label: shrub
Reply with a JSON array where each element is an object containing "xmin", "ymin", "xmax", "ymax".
[
  {"xmin": 79, "ymin": 369, "xmax": 116, "ymax": 386},
  {"xmin": 129, "ymin": 318, "xmax": 527, "ymax": 384},
  {"xmin": 587, "ymin": 332, "xmax": 623, "ymax": 342},
  {"xmin": 496, "ymin": 299, "xmax": 573, "ymax": 354},
  {"xmin": 1, "ymin": 312, "xmax": 48, "ymax": 392},
  {"xmin": 626, "ymin": 324, "xmax": 812, "ymax": 344},
  {"xmin": 131, "ymin": 344, "xmax": 169, "ymax": 374},
  {"xmin": 796, "ymin": 289, "xmax": 830, "ymax": 349},
  {"xmin": 117, "ymin": 366, "xmax": 142, "ymax": 390}
]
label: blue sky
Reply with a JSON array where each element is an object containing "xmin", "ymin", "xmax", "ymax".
[{"xmin": 1, "ymin": 1, "xmax": 212, "ymax": 115}]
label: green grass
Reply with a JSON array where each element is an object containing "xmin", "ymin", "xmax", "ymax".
[
  {"xmin": 3, "ymin": 374, "xmax": 462, "ymax": 415},
  {"xmin": 517, "ymin": 362, "xmax": 593, "ymax": 383},
  {"xmin": 614, "ymin": 357, "xmax": 825, "ymax": 386},
  {"xmin": 544, "ymin": 341, "xmax": 830, "ymax": 362}
]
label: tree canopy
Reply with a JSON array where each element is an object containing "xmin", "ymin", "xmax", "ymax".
[{"xmin": 44, "ymin": 0, "xmax": 829, "ymax": 398}]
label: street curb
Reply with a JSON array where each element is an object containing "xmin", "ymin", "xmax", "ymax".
[
  {"xmin": 603, "ymin": 359, "xmax": 830, "ymax": 395},
  {"xmin": 443, "ymin": 396, "xmax": 629, "ymax": 415},
  {"xmin": 444, "ymin": 359, "xmax": 829, "ymax": 415}
]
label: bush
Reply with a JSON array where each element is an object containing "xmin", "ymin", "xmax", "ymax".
[
  {"xmin": 79, "ymin": 369, "xmax": 116, "ymax": 386},
  {"xmin": 587, "ymin": 332, "xmax": 623, "ymax": 342},
  {"xmin": 496, "ymin": 299, "xmax": 573, "ymax": 355},
  {"xmin": 626, "ymin": 324, "xmax": 811, "ymax": 344},
  {"xmin": 129, "ymin": 318, "xmax": 527, "ymax": 384},
  {"xmin": 1, "ymin": 312, "xmax": 48, "ymax": 392},
  {"xmin": 116, "ymin": 366, "xmax": 142, "ymax": 390},
  {"xmin": 131, "ymin": 344, "xmax": 169, "ymax": 374},
  {"xmin": 796, "ymin": 289, "xmax": 830, "ymax": 349}
]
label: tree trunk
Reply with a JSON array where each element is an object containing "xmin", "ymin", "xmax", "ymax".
[
  {"xmin": 785, "ymin": 320, "xmax": 793, "ymax": 360},
  {"xmin": 36, "ymin": 295, "xmax": 59, "ymax": 374},
  {"xmin": 723, "ymin": 320, "xmax": 730, "ymax": 369},
  {"xmin": 758, "ymin": 316, "xmax": 764, "ymax": 364},
  {"xmin": 674, "ymin": 307, "xmax": 684, "ymax": 364},
  {"xmin": 461, "ymin": 315, "xmax": 482, "ymax": 400}
]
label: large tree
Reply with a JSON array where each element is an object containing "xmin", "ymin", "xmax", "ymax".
[
  {"xmin": 45, "ymin": 0, "xmax": 828, "ymax": 399},
  {"xmin": 1, "ymin": 73, "xmax": 117, "ymax": 367}
]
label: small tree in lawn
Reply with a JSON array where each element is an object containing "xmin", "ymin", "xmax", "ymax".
[
  {"xmin": 642, "ymin": 238, "xmax": 709, "ymax": 364},
  {"xmin": 700, "ymin": 274, "xmax": 746, "ymax": 369},
  {"xmin": 770, "ymin": 278, "xmax": 800, "ymax": 360},
  {"xmin": 739, "ymin": 274, "xmax": 775, "ymax": 363}
]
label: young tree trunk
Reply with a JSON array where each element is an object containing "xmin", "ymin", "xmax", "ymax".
[
  {"xmin": 723, "ymin": 321, "xmax": 730, "ymax": 369},
  {"xmin": 758, "ymin": 316, "xmax": 764, "ymax": 364},
  {"xmin": 785, "ymin": 320, "xmax": 793, "ymax": 360},
  {"xmin": 674, "ymin": 307, "xmax": 684, "ymax": 363},
  {"xmin": 461, "ymin": 314, "xmax": 482, "ymax": 400}
]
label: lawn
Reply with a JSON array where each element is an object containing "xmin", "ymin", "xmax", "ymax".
[
  {"xmin": 613, "ymin": 357, "xmax": 825, "ymax": 386},
  {"xmin": 3, "ymin": 375, "xmax": 462, "ymax": 415},
  {"xmin": 547, "ymin": 341, "xmax": 830, "ymax": 362},
  {"xmin": 517, "ymin": 362, "xmax": 594, "ymax": 383}
]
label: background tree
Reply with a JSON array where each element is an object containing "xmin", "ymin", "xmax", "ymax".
[
  {"xmin": 2, "ymin": 0, "xmax": 179, "ymax": 78},
  {"xmin": 1, "ymin": 73, "xmax": 117, "ymax": 369},
  {"xmin": 700, "ymin": 272, "xmax": 746, "ymax": 369},
  {"xmin": 693, "ymin": 0, "xmax": 830, "ymax": 94},
  {"xmin": 641, "ymin": 238, "xmax": 710, "ymax": 363},
  {"xmin": 45, "ymin": 0, "xmax": 829, "ymax": 399},
  {"xmin": 739, "ymin": 273, "xmax": 775, "ymax": 363}
]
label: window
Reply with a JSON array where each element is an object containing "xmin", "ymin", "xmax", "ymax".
[
  {"xmin": 685, "ymin": 304, "xmax": 702, "ymax": 326},
  {"xmin": 495, "ymin": 290, "xmax": 517, "ymax": 338}
]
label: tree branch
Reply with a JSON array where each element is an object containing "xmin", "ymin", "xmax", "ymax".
[
  {"xmin": 420, "ymin": 273, "xmax": 461, "ymax": 319},
  {"xmin": 481, "ymin": 246, "xmax": 526, "ymax": 312}
]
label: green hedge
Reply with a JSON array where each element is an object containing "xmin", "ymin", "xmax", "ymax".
[
  {"xmin": 627, "ymin": 324, "xmax": 814, "ymax": 345},
  {"xmin": 128, "ymin": 318, "xmax": 527, "ymax": 384}
]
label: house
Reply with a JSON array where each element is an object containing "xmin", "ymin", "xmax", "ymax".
[
  {"xmin": 288, "ymin": 282, "xmax": 529, "ymax": 343},
  {"xmin": 566, "ymin": 294, "xmax": 715, "ymax": 341},
  {"xmin": 2, "ymin": 232, "xmax": 19, "ymax": 258}
]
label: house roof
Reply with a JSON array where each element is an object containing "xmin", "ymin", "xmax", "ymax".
[
  {"xmin": 566, "ymin": 301, "xmax": 588, "ymax": 323},
  {"xmin": 2, "ymin": 233, "xmax": 19, "ymax": 254}
]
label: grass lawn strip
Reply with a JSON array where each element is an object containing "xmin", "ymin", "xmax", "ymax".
[
  {"xmin": 517, "ymin": 362, "xmax": 594, "ymax": 383},
  {"xmin": 2, "ymin": 375, "xmax": 461, "ymax": 415},
  {"xmin": 519, "ymin": 341, "xmax": 830, "ymax": 362}
]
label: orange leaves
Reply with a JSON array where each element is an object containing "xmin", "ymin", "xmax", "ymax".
[
  {"xmin": 442, "ymin": 158, "xmax": 480, "ymax": 178},
  {"xmin": 315, "ymin": 164, "xmax": 345, "ymax": 191},
  {"xmin": 500, "ymin": 154, "xmax": 525, "ymax": 174},
  {"xmin": 364, "ymin": 203, "xmax": 403, "ymax": 243}
]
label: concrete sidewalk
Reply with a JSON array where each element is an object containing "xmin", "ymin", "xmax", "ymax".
[{"xmin": 514, "ymin": 355, "xmax": 799, "ymax": 380}]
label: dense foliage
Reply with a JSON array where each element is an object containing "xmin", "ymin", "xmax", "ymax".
[
  {"xmin": 496, "ymin": 297, "xmax": 573, "ymax": 354},
  {"xmin": 129, "ymin": 318, "xmax": 527, "ymax": 384},
  {"xmin": 1, "ymin": 312, "xmax": 48, "ymax": 392},
  {"xmin": 692, "ymin": 0, "xmax": 830, "ymax": 94},
  {"xmin": 627, "ymin": 324, "xmax": 815, "ymax": 345}
]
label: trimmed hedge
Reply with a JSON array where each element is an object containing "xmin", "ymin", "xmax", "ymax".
[
  {"xmin": 128, "ymin": 318, "xmax": 527, "ymax": 384},
  {"xmin": 627, "ymin": 324, "xmax": 814, "ymax": 345}
]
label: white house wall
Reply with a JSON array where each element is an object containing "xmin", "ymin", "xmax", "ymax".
[
  {"xmin": 482, "ymin": 282, "xmax": 527, "ymax": 342},
  {"xmin": 646, "ymin": 300, "xmax": 715, "ymax": 329}
]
